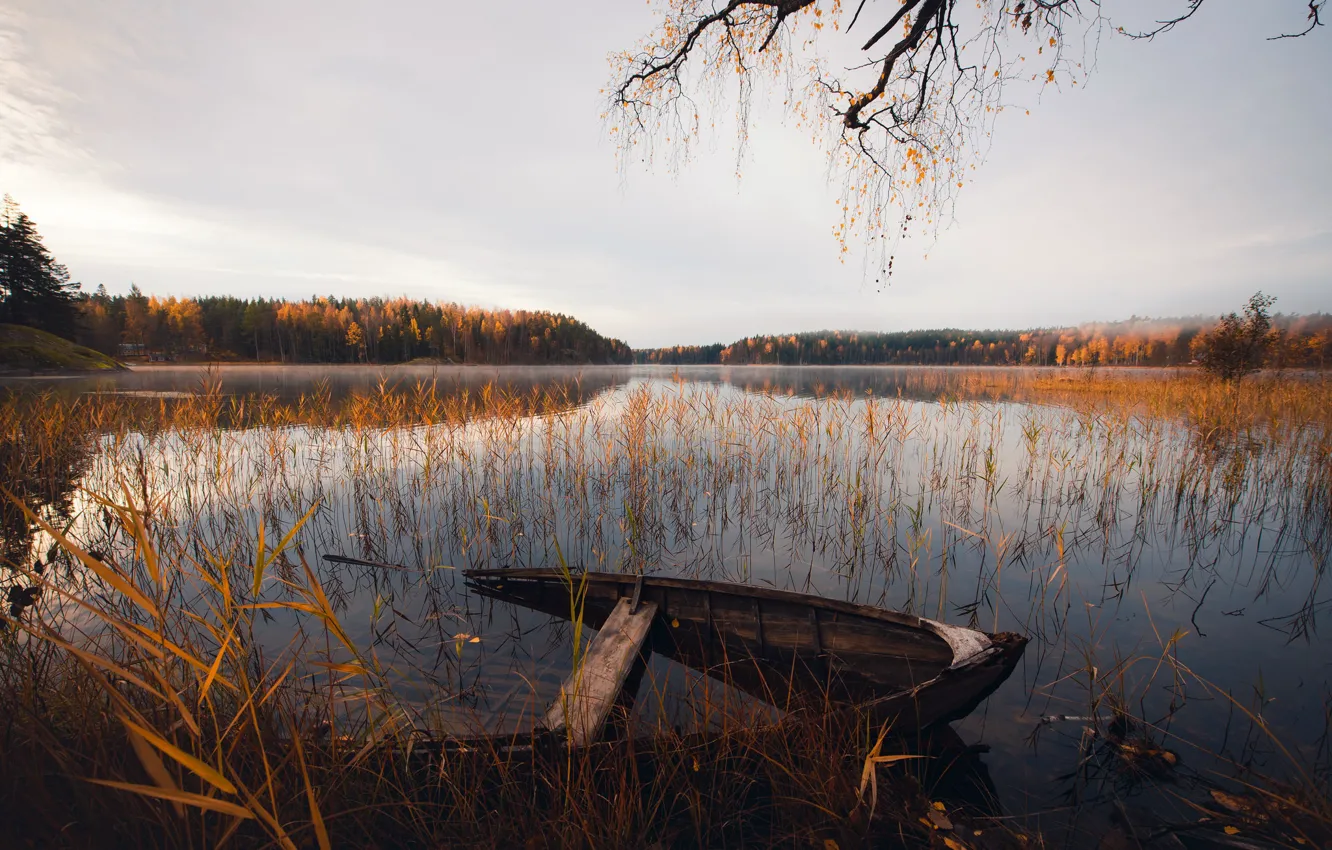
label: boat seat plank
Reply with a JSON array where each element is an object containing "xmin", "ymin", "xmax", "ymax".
[{"xmin": 542, "ymin": 597, "xmax": 658, "ymax": 747}]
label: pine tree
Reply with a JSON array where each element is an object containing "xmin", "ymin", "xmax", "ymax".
[{"xmin": 0, "ymin": 195, "xmax": 80, "ymax": 337}]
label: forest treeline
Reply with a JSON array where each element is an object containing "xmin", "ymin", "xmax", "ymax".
[
  {"xmin": 636, "ymin": 315, "xmax": 1332, "ymax": 369},
  {"xmin": 3, "ymin": 196, "xmax": 632, "ymax": 366},
  {"xmin": 74, "ymin": 288, "xmax": 633, "ymax": 365},
  {"xmin": 6, "ymin": 196, "xmax": 1329, "ymax": 372}
]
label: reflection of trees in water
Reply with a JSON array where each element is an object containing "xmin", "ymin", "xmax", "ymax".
[
  {"xmin": 15, "ymin": 365, "xmax": 635, "ymax": 410},
  {"xmin": 660, "ymin": 365, "xmax": 996, "ymax": 402},
  {"xmin": 0, "ymin": 401, "xmax": 93, "ymax": 567},
  {"xmin": 15, "ymin": 371, "xmax": 628, "ymax": 433},
  {"xmin": 0, "ymin": 373, "xmax": 627, "ymax": 566},
  {"xmin": 291, "ymin": 371, "xmax": 628, "ymax": 429}
]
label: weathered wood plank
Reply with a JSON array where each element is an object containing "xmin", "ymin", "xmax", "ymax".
[{"xmin": 543, "ymin": 597, "xmax": 658, "ymax": 747}]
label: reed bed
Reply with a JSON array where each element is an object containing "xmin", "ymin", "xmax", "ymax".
[
  {"xmin": 4, "ymin": 499, "xmax": 984, "ymax": 848},
  {"xmin": 1, "ymin": 367, "xmax": 1328, "ymax": 847}
]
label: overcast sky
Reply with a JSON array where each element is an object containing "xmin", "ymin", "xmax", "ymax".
[{"xmin": 1, "ymin": 1, "xmax": 1328, "ymax": 348}]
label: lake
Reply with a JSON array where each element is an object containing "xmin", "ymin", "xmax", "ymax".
[{"xmin": 3, "ymin": 363, "xmax": 1328, "ymax": 844}]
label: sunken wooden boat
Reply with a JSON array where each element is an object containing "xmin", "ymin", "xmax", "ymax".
[{"xmin": 464, "ymin": 568, "xmax": 1027, "ymax": 733}]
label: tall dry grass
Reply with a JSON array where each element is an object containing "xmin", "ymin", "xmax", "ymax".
[
  {"xmin": 0, "ymin": 368, "xmax": 1328, "ymax": 847},
  {"xmin": 1, "ymin": 491, "xmax": 1013, "ymax": 848}
]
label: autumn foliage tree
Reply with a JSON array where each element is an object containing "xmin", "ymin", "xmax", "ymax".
[
  {"xmin": 345, "ymin": 321, "xmax": 365, "ymax": 362},
  {"xmin": 636, "ymin": 311, "xmax": 1332, "ymax": 369},
  {"xmin": 609, "ymin": 1, "xmax": 1324, "ymax": 276},
  {"xmin": 1197, "ymin": 292, "xmax": 1277, "ymax": 382},
  {"xmin": 73, "ymin": 293, "xmax": 634, "ymax": 366}
]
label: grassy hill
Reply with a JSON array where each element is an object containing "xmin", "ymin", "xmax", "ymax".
[{"xmin": 0, "ymin": 324, "xmax": 124, "ymax": 372}]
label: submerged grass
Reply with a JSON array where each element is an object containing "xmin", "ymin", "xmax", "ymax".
[{"xmin": 0, "ymin": 367, "xmax": 1328, "ymax": 847}]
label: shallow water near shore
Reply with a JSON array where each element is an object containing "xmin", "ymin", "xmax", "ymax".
[{"xmin": 5, "ymin": 364, "xmax": 1329, "ymax": 844}]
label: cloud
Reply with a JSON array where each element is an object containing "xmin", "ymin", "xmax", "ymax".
[
  {"xmin": 0, "ymin": 8, "xmax": 86, "ymax": 168},
  {"xmin": 0, "ymin": 1, "xmax": 1328, "ymax": 347}
]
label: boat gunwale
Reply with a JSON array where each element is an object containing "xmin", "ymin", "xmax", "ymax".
[{"xmin": 463, "ymin": 568, "xmax": 1003, "ymax": 667}]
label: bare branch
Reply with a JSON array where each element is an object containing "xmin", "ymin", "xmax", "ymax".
[
  {"xmin": 862, "ymin": 0, "xmax": 924, "ymax": 52},
  {"xmin": 847, "ymin": 0, "xmax": 943, "ymax": 130},
  {"xmin": 1269, "ymin": 0, "xmax": 1324, "ymax": 39},
  {"xmin": 846, "ymin": 0, "xmax": 871, "ymax": 33},
  {"xmin": 1118, "ymin": 0, "xmax": 1205, "ymax": 40}
]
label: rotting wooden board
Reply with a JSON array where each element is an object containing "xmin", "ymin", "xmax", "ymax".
[{"xmin": 543, "ymin": 597, "xmax": 658, "ymax": 747}]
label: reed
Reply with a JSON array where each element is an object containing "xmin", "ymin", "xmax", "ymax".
[
  {"xmin": 0, "ymin": 367, "xmax": 1327, "ymax": 847},
  {"xmin": 1027, "ymin": 616, "xmax": 1332, "ymax": 848},
  {"xmin": 2, "ymin": 492, "xmax": 1018, "ymax": 848}
]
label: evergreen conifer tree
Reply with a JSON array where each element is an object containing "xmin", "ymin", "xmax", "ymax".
[{"xmin": 0, "ymin": 195, "xmax": 80, "ymax": 337}]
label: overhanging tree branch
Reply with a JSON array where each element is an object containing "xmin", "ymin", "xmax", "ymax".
[
  {"xmin": 1269, "ymin": 0, "xmax": 1324, "ymax": 39},
  {"xmin": 608, "ymin": 1, "xmax": 1324, "ymax": 278}
]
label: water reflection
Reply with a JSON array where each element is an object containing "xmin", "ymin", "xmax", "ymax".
[
  {"xmin": 4, "ymin": 366, "xmax": 1329, "ymax": 845},
  {"xmin": 0, "ymin": 412, "xmax": 93, "ymax": 567},
  {"xmin": 0, "ymin": 363, "xmax": 636, "ymax": 402}
]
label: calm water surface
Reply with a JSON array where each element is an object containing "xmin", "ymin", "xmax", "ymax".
[{"xmin": 8, "ymin": 364, "xmax": 1329, "ymax": 839}]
